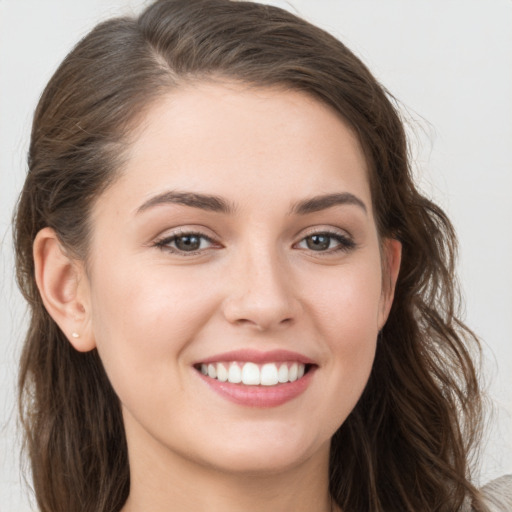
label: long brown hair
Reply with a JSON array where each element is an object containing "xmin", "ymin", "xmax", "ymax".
[{"xmin": 14, "ymin": 1, "xmax": 487, "ymax": 510}]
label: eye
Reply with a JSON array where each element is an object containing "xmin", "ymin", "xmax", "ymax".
[
  {"xmin": 154, "ymin": 232, "xmax": 216, "ymax": 254},
  {"xmin": 297, "ymin": 232, "xmax": 355, "ymax": 253}
]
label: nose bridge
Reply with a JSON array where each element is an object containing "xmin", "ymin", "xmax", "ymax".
[{"xmin": 222, "ymin": 238, "xmax": 298, "ymax": 330}]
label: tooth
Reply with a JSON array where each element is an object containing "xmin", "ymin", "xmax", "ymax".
[
  {"xmin": 289, "ymin": 362, "xmax": 298, "ymax": 382},
  {"xmin": 242, "ymin": 362, "xmax": 260, "ymax": 385},
  {"xmin": 207, "ymin": 364, "xmax": 217, "ymax": 379},
  {"xmin": 228, "ymin": 363, "xmax": 242, "ymax": 384},
  {"xmin": 216, "ymin": 363, "xmax": 228, "ymax": 382},
  {"xmin": 277, "ymin": 363, "xmax": 289, "ymax": 383},
  {"xmin": 203, "ymin": 360, "xmax": 307, "ymax": 384},
  {"xmin": 260, "ymin": 363, "xmax": 279, "ymax": 386}
]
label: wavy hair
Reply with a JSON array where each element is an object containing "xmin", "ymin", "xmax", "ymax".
[{"xmin": 14, "ymin": 1, "xmax": 487, "ymax": 510}]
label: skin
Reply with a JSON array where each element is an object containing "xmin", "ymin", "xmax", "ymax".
[{"xmin": 34, "ymin": 82, "xmax": 401, "ymax": 512}]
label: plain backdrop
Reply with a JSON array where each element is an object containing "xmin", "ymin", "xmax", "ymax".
[{"xmin": 1, "ymin": 0, "xmax": 511, "ymax": 510}]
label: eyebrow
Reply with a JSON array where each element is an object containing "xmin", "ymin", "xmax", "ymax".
[
  {"xmin": 136, "ymin": 190, "xmax": 367, "ymax": 216},
  {"xmin": 136, "ymin": 191, "xmax": 236, "ymax": 215},
  {"xmin": 291, "ymin": 193, "xmax": 367, "ymax": 215}
]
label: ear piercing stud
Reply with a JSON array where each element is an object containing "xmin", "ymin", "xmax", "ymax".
[{"xmin": 71, "ymin": 332, "xmax": 80, "ymax": 339}]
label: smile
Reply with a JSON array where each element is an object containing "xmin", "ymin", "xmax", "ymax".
[
  {"xmin": 198, "ymin": 361, "xmax": 307, "ymax": 386},
  {"xmin": 193, "ymin": 350, "xmax": 316, "ymax": 407}
]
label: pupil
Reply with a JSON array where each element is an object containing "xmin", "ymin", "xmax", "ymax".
[
  {"xmin": 307, "ymin": 234, "xmax": 330, "ymax": 251},
  {"xmin": 176, "ymin": 235, "xmax": 200, "ymax": 251}
]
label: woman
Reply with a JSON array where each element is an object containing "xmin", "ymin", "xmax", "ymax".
[{"xmin": 12, "ymin": 0, "xmax": 511, "ymax": 511}]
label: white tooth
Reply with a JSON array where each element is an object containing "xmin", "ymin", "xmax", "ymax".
[
  {"xmin": 278, "ymin": 363, "xmax": 289, "ymax": 383},
  {"xmin": 260, "ymin": 363, "xmax": 279, "ymax": 386},
  {"xmin": 201, "ymin": 364, "xmax": 208, "ymax": 375},
  {"xmin": 216, "ymin": 363, "xmax": 228, "ymax": 382},
  {"xmin": 242, "ymin": 362, "xmax": 260, "ymax": 385},
  {"xmin": 297, "ymin": 363, "xmax": 305, "ymax": 379},
  {"xmin": 289, "ymin": 362, "xmax": 298, "ymax": 382},
  {"xmin": 228, "ymin": 363, "xmax": 242, "ymax": 384},
  {"xmin": 207, "ymin": 364, "xmax": 217, "ymax": 379}
]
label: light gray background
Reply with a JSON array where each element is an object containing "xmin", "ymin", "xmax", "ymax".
[{"xmin": 1, "ymin": 1, "xmax": 511, "ymax": 510}]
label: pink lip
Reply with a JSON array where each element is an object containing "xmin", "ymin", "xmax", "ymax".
[
  {"xmin": 196, "ymin": 369, "xmax": 316, "ymax": 408},
  {"xmin": 195, "ymin": 349, "xmax": 316, "ymax": 366},
  {"xmin": 193, "ymin": 349, "xmax": 317, "ymax": 408}
]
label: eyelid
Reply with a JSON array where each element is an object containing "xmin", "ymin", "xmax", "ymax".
[
  {"xmin": 152, "ymin": 224, "xmax": 220, "ymax": 243},
  {"xmin": 298, "ymin": 225, "xmax": 352, "ymax": 239}
]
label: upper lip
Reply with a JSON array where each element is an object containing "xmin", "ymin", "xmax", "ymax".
[{"xmin": 194, "ymin": 349, "xmax": 316, "ymax": 366}]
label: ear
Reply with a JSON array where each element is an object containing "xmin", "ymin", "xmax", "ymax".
[
  {"xmin": 377, "ymin": 237, "xmax": 402, "ymax": 329},
  {"xmin": 33, "ymin": 227, "xmax": 96, "ymax": 352}
]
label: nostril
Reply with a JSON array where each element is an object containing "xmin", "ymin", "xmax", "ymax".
[
  {"xmin": 232, "ymin": 316, "xmax": 294, "ymax": 330},
  {"xmin": 233, "ymin": 318, "xmax": 260, "ymax": 328}
]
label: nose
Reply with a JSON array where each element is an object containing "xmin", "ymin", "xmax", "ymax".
[{"xmin": 221, "ymin": 246, "xmax": 300, "ymax": 332}]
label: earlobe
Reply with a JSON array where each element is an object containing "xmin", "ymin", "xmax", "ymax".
[
  {"xmin": 33, "ymin": 227, "xmax": 96, "ymax": 352},
  {"xmin": 378, "ymin": 237, "xmax": 402, "ymax": 329}
]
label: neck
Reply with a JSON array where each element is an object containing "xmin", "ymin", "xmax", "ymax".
[{"xmin": 124, "ymin": 465, "xmax": 334, "ymax": 512}]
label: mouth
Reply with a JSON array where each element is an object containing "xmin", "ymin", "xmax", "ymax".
[
  {"xmin": 192, "ymin": 350, "xmax": 317, "ymax": 407},
  {"xmin": 194, "ymin": 361, "xmax": 313, "ymax": 386}
]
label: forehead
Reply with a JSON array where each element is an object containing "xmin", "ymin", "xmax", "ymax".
[{"xmin": 94, "ymin": 82, "xmax": 372, "ymax": 219}]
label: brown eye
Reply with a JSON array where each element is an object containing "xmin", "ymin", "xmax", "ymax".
[
  {"xmin": 155, "ymin": 232, "xmax": 215, "ymax": 254},
  {"xmin": 305, "ymin": 234, "xmax": 331, "ymax": 251},
  {"xmin": 174, "ymin": 234, "xmax": 202, "ymax": 251},
  {"xmin": 297, "ymin": 232, "xmax": 356, "ymax": 253}
]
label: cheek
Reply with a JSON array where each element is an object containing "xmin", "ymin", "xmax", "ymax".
[
  {"xmin": 302, "ymin": 259, "xmax": 382, "ymax": 414},
  {"xmin": 307, "ymin": 258, "xmax": 383, "ymax": 343},
  {"xmin": 88, "ymin": 261, "xmax": 217, "ymax": 395}
]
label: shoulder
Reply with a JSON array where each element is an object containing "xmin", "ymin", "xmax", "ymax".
[{"xmin": 479, "ymin": 475, "xmax": 512, "ymax": 512}]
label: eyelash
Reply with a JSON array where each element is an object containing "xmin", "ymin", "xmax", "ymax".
[
  {"xmin": 153, "ymin": 230, "xmax": 356, "ymax": 256},
  {"xmin": 154, "ymin": 231, "xmax": 218, "ymax": 255},
  {"xmin": 296, "ymin": 231, "xmax": 356, "ymax": 254}
]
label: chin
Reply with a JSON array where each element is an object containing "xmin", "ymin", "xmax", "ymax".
[
  {"xmin": 203, "ymin": 447, "xmax": 318, "ymax": 476},
  {"xmin": 188, "ymin": 421, "xmax": 331, "ymax": 476}
]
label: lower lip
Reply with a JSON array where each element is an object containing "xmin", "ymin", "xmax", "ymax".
[{"xmin": 196, "ymin": 368, "xmax": 316, "ymax": 408}]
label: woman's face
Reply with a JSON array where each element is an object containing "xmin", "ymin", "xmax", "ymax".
[{"xmin": 82, "ymin": 82, "xmax": 399, "ymax": 475}]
